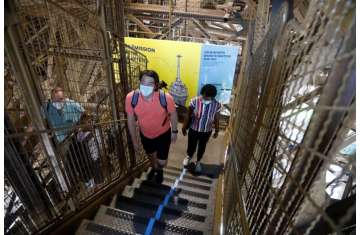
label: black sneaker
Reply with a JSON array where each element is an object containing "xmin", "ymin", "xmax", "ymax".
[
  {"xmin": 147, "ymin": 169, "xmax": 156, "ymax": 181},
  {"xmin": 155, "ymin": 170, "xmax": 164, "ymax": 184}
]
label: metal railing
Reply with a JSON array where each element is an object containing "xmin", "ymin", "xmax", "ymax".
[
  {"xmin": 224, "ymin": 0, "xmax": 355, "ymax": 234},
  {"xmin": 5, "ymin": 117, "xmax": 148, "ymax": 234}
]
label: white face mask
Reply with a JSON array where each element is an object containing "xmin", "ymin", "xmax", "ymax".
[
  {"xmin": 53, "ymin": 101, "xmax": 64, "ymax": 110},
  {"xmin": 140, "ymin": 84, "xmax": 154, "ymax": 97}
]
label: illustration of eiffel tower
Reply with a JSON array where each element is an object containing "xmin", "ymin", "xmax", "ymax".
[{"xmin": 169, "ymin": 54, "xmax": 188, "ymax": 106}]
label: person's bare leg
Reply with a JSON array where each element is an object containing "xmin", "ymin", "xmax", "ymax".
[
  {"xmin": 148, "ymin": 152, "xmax": 158, "ymax": 169},
  {"xmin": 155, "ymin": 159, "xmax": 167, "ymax": 184},
  {"xmin": 157, "ymin": 159, "xmax": 167, "ymax": 169},
  {"xmin": 146, "ymin": 152, "xmax": 158, "ymax": 181}
]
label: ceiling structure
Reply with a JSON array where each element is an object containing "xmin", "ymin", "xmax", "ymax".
[{"xmin": 123, "ymin": 0, "xmax": 256, "ymax": 44}]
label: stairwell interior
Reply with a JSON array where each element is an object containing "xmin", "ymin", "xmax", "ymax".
[{"xmin": 4, "ymin": 0, "xmax": 356, "ymax": 235}]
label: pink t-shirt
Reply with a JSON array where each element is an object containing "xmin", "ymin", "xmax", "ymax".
[{"xmin": 125, "ymin": 91, "xmax": 176, "ymax": 138}]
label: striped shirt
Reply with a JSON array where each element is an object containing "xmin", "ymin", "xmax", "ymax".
[{"xmin": 189, "ymin": 96, "xmax": 221, "ymax": 132}]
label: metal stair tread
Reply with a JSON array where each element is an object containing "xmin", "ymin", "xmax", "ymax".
[
  {"xmin": 76, "ymin": 219, "xmax": 139, "ymax": 235},
  {"xmin": 162, "ymin": 178, "xmax": 214, "ymax": 198},
  {"xmin": 133, "ymin": 187, "xmax": 208, "ymax": 209},
  {"xmin": 114, "ymin": 195, "xmax": 156, "ymax": 218},
  {"xmin": 127, "ymin": 191, "xmax": 209, "ymax": 216},
  {"xmin": 140, "ymin": 180, "xmax": 210, "ymax": 200},
  {"xmin": 116, "ymin": 195, "xmax": 207, "ymax": 222},
  {"xmin": 164, "ymin": 166, "xmax": 214, "ymax": 181},
  {"xmin": 96, "ymin": 205, "xmax": 205, "ymax": 235},
  {"xmin": 94, "ymin": 206, "xmax": 149, "ymax": 233},
  {"xmin": 136, "ymin": 184, "xmax": 210, "ymax": 205},
  {"xmin": 162, "ymin": 174, "xmax": 213, "ymax": 191},
  {"xmin": 163, "ymin": 169, "xmax": 213, "ymax": 185}
]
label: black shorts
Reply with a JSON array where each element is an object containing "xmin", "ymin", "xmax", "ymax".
[{"xmin": 140, "ymin": 129, "xmax": 171, "ymax": 160}]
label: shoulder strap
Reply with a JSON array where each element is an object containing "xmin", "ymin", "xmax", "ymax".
[
  {"xmin": 131, "ymin": 90, "xmax": 140, "ymax": 109},
  {"xmin": 46, "ymin": 99, "xmax": 51, "ymax": 112},
  {"xmin": 159, "ymin": 90, "xmax": 168, "ymax": 112}
]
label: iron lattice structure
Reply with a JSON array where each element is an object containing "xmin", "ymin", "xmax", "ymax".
[
  {"xmin": 224, "ymin": 0, "xmax": 355, "ymax": 234},
  {"xmin": 123, "ymin": 0, "xmax": 256, "ymax": 44},
  {"xmin": 5, "ymin": 0, "xmax": 148, "ymax": 234}
]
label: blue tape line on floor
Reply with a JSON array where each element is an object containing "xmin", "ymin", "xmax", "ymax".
[
  {"xmin": 144, "ymin": 218, "xmax": 155, "ymax": 235},
  {"xmin": 164, "ymin": 194, "xmax": 171, "ymax": 205},
  {"xmin": 155, "ymin": 204, "xmax": 164, "ymax": 220},
  {"xmin": 145, "ymin": 168, "xmax": 187, "ymax": 234}
]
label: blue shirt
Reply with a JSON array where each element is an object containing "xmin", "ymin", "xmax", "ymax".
[
  {"xmin": 189, "ymin": 96, "xmax": 221, "ymax": 132},
  {"xmin": 45, "ymin": 99, "xmax": 84, "ymax": 142}
]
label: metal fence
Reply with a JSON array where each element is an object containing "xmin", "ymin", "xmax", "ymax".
[
  {"xmin": 224, "ymin": 0, "xmax": 355, "ymax": 234},
  {"xmin": 5, "ymin": 0, "xmax": 147, "ymax": 234}
]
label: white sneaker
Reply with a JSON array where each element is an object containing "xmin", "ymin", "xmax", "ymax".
[
  {"xmin": 195, "ymin": 162, "xmax": 202, "ymax": 173},
  {"xmin": 85, "ymin": 178, "xmax": 95, "ymax": 189},
  {"xmin": 183, "ymin": 156, "xmax": 191, "ymax": 166}
]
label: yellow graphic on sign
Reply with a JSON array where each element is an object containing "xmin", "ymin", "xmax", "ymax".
[{"xmin": 124, "ymin": 37, "xmax": 202, "ymax": 105}]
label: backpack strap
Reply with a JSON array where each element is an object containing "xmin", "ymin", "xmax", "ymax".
[
  {"xmin": 46, "ymin": 99, "xmax": 51, "ymax": 112},
  {"xmin": 159, "ymin": 90, "xmax": 168, "ymax": 112},
  {"xmin": 159, "ymin": 90, "xmax": 169, "ymax": 126},
  {"xmin": 131, "ymin": 90, "xmax": 140, "ymax": 109}
]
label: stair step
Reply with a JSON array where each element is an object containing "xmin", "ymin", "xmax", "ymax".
[
  {"xmin": 116, "ymin": 195, "xmax": 206, "ymax": 222},
  {"xmin": 165, "ymin": 164, "xmax": 221, "ymax": 180},
  {"xmin": 162, "ymin": 174, "xmax": 212, "ymax": 191},
  {"xmin": 94, "ymin": 206, "xmax": 148, "ymax": 233},
  {"xmin": 141, "ymin": 180, "xmax": 210, "ymax": 200},
  {"xmin": 166, "ymin": 165, "xmax": 183, "ymax": 172},
  {"xmin": 163, "ymin": 169, "xmax": 213, "ymax": 185},
  {"xmin": 76, "ymin": 219, "xmax": 138, "ymax": 235},
  {"xmin": 125, "ymin": 190, "xmax": 208, "ymax": 216},
  {"xmin": 96, "ymin": 206, "xmax": 204, "ymax": 235},
  {"xmin": 129, "ymin": 176, "xmax": 210, "ymax": 201},
  {"xmin": 133, "ymin": 187, "xmax": 208, "ymax": 209},
  {"xmin": 114, "ymin": 195, "xmax": 156, "ymax": 219},
  {"xmin": 162, "ymin": 178, "xmax": 214, "ymax": 199}
]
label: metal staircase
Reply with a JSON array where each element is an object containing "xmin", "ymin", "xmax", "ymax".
[{"xmin": 76, "ymin": 165, "xmax": 218, "ymax": 235}]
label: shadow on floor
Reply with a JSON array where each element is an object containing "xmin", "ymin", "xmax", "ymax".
[{"xmin": 185, "ymin": 162, "xmax": 223, "ymax": 179}]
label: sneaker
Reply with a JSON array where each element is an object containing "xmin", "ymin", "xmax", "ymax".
[
  {"xmin": 147, "ymin": 168, "xmax": 156, "ymax": 181},
  {"xmin": 183, "ymin": 156, "xmax": 191, "ymax": 167},
  {"xmin": 85, "ymin": 178, "xmax": 95, "ymax": 189},
  {"xmin": 155, "ymin": 170, "xmax": 164, "ymax": 184},
  {"xmin": 195, "ymin": 162, "xmax": 202, "ymax": 173}
]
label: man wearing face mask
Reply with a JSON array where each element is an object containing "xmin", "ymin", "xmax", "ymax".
[
  {"xmin": 45, "ymin": 86, "xmax": 84, "ymax": 143},
  {"xmin": 46, "ymin": 87, "xmax": 93, "ymax": 190},
  {"xmin": 182, "ymin": 84, "xmax": 221, "ymax": 173},
  {"xmin": 125, "ymin": 70, "xmax": 178, "ymax": 184}
]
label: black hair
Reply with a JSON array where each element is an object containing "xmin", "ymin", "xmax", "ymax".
[
  {"xmin": 139, "ymin": 70, "xmax": 160, "ymax": 90},
  {"xmin": 200, "ymin": 84, "xmax": 217, "ymax": 98}
]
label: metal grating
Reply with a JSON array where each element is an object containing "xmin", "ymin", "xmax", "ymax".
[
  {"xmin": 224, "ymin": 0, "xmax": 355, "ymax": 234},
  {"xmin": 86, "ymin": 221, "xmax": 136, "ymax": 235}
]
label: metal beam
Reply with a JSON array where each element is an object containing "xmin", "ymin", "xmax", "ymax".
[
  {"xmin": 125, "ymin": 3, "xmax": 230, "ymax": 22},
  {"xmin": 48, "ymin": 47, "xmax": 104, "ymax": 61},
  {"xmin": 212, "ymin": 22, "xmax": 236, "ymax": 32},
  {"xmin": 191, "ymin": 18, "xmax": 211, "ymax": 39},
  {"xmin": 155, "ymin": 18, "xmax": 183, "ymax": 39},
  {"xmin": 127, "ymin": 14, "xmax": 155, "ymax": 38}
]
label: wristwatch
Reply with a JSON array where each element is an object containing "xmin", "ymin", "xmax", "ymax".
[{"xmin": 172, "ymin": 129, "xmax": 178, "ymax": 134}]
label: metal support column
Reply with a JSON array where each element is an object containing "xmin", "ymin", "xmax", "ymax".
[
  {"xmin": 99, "ymin": 0, "xmax": 120, "ymax": 122},
  {"xmin": 113, "ymin": 0, "xmax": 130, "ymax": 94}
]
